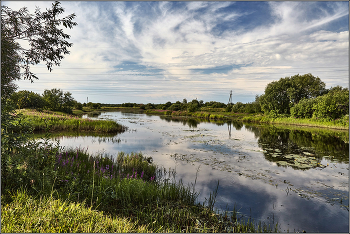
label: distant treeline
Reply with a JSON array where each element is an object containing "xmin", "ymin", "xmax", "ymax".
[
  {"xmin": 10, "ymin": 88, "xmax": 102, "ymax": 114},
  {"xmin": 10, "ymin": 74, "xmax": 349, "ymax": 120}
]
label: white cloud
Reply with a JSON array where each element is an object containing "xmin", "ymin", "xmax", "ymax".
[{"xmin": 5, "ymin": 1, "xmax": 349, "ymax": 103}]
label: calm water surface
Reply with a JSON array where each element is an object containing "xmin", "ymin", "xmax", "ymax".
[{"xmin": 44, "ymin": 111, "xmax": 349, "ymax": 232}]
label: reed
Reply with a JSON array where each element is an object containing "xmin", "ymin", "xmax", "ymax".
[{"xmin": 18, "ymin": 109, "xmax": 126, "ymax": 133}]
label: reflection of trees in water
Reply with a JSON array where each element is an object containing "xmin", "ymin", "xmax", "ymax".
[
  {"xmin": 159, "ymin": 116, "xmax": 199, "ymax": 128},
  {"xmin": 227, "ymin": 120, "xmax": 243, "ymax": 131},
  {"xmin": 245, "ymin": 125, "xmax": 349, "ymax": 164},
  {"xmin": 159, "ymin": 116, "xmax": 244, "ymax": 132}
]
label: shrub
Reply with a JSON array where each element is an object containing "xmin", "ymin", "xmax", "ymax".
[
  {"xmin": 312, "ymin": 88, "xmax": 349, "ymax": 120},
  {"xmin": 290, "ymin": 98, "xmax": 317, "ymax": 118}
]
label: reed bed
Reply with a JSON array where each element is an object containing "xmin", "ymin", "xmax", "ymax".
[{"xmin": 17, "ymin": 109, "xmax": 126, "ymax": 133}]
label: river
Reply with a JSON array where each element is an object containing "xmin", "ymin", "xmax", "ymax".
[{"xmin": 40, "ymin": 111, "xmax": 349, "ymax": 233}]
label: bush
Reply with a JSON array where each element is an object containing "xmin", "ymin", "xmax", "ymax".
[
  {"xmin": 312, "ymin": 88, "xmax": 349, "ymax": 120},
  {"xmin": 231, "ymin": 102, "xmax": 245, "ymax": 113},
  {"xmin": 290, "ymin": 98, "xmax": 317, "ymax": 118},
  {"xmin": 169, "ymin": 103, "xmax": 181, "ymax": 111}
]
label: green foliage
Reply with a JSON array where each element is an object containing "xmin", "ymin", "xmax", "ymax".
[
  {"xmin": 287, "ymin": 73, "xmax": 327, "ymax": 104},
  {"xmin": 204, "ymin": 101, "xmax": 226, "ymax": 108},
  {"xmin": 145, "ymin": 103, "xmax": 155, "ymax": 110},
  {"xmin": 312, "ymin": 88, "xmax": 349, "ymax": 120},
  {"xmin": 225, "ymin": 104, "xmax": 233, "ymax": 112},
  {"xmin": 11, "ymin": 90, "xmax": 45, "ymax": 109},
  {"xmin": 260, "ymin": 77, "xmax": 292, "ymax": 115},
  {"xmin": 20, "ymin": 109, "xmax": 126, "ymax": 133},
  {"xmin": 73, "ymin": 101, "xmax": 83, "ymax": 110},
  {"xmin": 232, "ymin": 102, "xmax": 245, "ymax": 113},
  {"xmin": 86, "ymin": 102, "xmax": 101, "ymax": 110},
  {"xmin": 290, "ymin": 98, "xmax": 317, "ymax": 118},
  {"xmin": 43, "ymin": 88, "xmax": 75, "ymax": 114},
  {"xmin": 1, "ymin": 2, "xmax": 77, "ymax": 96},
  {"xmin": 260, "ymin": 74, "xmax": 326, "ymax": 115},
  {"xmin": 1, "ymin": 191, "xmax": 147, "ymax": 233},
  {"xmin": 169, "ymin": 103, "xmax": 182, "ymax": 111}
]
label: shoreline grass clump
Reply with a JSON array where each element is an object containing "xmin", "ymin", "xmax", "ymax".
[
  {"xmin": 1, "ymin": 190, "xmax": 148, "ymax": 233},
  {"xmin": 17, "ymin": 109, "xmax": 127, "ymax": 133},
  {"xmin": 1, "ymin": 137, "xmax": 278, "ymax": 232}
]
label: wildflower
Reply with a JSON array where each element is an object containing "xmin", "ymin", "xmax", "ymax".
[{"xmin": 141, "ymin": 171, "xmax": 144, "ymax": 178}]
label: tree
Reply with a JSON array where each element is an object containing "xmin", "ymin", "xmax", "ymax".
[
  {"xmin": 260, "ymin": 74, "xmax": 326, "ymax": 115},
  {"xmin": 1, "ymin": 2, "xmax": 77, "ymax": 99},
  {"xmin": 1, "ymin": 1, "xmax": 76, "ymax": 187},
  {"xmin": 287, "ymin": 74, "xmax": 327, "ymax": 104},
  {"xmin": 42, "ymin": 88, "xmax": 75, "ymax": 113},
  {"xmin": 11, "ymin": 90, "xmax": 45, "ymax": 109}
]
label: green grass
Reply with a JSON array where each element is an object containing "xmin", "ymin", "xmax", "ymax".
[
  {"xmin": 1, "ymin": 190, "xmax": 148, "ymax": 233},
  {"xmin": 1, "ymin": 137, "xmax": 278, "ymax": 233},
  {"xmin": 17, "ymin": 109, "xmax": 126, "ymax": 133},
  {"xmin": 242, "ymin": 114, "xmax": 349, "ymax": 130}
]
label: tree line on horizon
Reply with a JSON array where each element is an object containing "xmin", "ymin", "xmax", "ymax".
[
  {"xmin": 119, "ymin": 73, "xmax": 349, "ymax": 120},
  {"xmin": 9, "ymin": 73, "xmax": 349, "ymax": 121}
]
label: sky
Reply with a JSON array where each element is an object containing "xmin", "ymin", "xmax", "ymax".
[{"xmin": 3, "ymin": 1, "xmax": 349, "ymax": 104}]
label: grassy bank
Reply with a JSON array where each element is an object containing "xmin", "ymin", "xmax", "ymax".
[
  {"xmin": 17, "ymin": 109, "xmax": 127, "ymax": 133},
  {"xmin": 1, "ymin": 140, "xmax": 278, "ymax": 233},
  {"xmin": 145, "ymin": 109, "xmax": 349, "ymax": 130},
  {"xmin": 241, "ymin": 114, "xmax": 349, "ymax": 130}
]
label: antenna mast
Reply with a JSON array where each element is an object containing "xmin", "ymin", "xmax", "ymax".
[{"xmin": 228, "ymin": 90, "xmax": 232, "ymax": 105}]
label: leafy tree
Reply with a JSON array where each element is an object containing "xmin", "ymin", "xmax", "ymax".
[
  {"xmin": 260, "ymin": 77, "xmax": 292, "ymax": 115},
  {"xmin": 169, "ymin": 103, "xmax": 182, "ymax": 111},
  {"xmin": 42, "ymin": 88, "xmax": 75, "ymax": 113},
  {"xmin": 287, "ymin": 74, "xmax": 327, "ymax": 104},
  {"xmin": 232, "ymin": 102, "xmax": 245, "ymax": 113},
  {"xmin": 260, "ymin": 74, "xmax": 326, "ymax": 115},
  {"xmin": 11, "ymin": 90, "xmax": 45, "ymax": 109},
  {"xmin": 145, "ymin": 103, "xmax": 155, "ymax": 110},
  {"xmin": 73, "ymin": 101, "xmax": 83, "ymax": 110},
  {"xmin": 1, "ymin": 1, "xmax": 77, "ymax": 99}
]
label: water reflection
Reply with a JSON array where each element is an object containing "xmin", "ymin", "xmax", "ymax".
[
  {"xmin": 40, "ymin": 111, "xmax": 348, "ymax": 232},
  {"xmin": 245, "ymin": 124, "xmax": 349, "ymax": 166}
]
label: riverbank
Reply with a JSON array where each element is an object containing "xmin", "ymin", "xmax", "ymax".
[
  {"xmin": 1, "ymin": 142, "xmax": 277, "ymax": 233},
  {"xmin": 145, "ymin": 109, "xmax": 349, "ymax": 130},
  {"xmin": 16, "ymin": 109, "xmax": 127, "ymax": 133}
]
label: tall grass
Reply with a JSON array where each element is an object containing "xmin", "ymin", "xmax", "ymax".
[
  {"xmin": 1, "ymin": 190, "xmax": 148, "ymax": 233},
  {"xmin": 17, "ymin": 109, "xmax": 126, "ymax": 133}
]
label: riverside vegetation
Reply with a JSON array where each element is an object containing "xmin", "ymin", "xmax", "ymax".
[
  {"xmin": 1, "ymin": 133, "xmax": 278, "ymax": 232},
  {"xmin": 16, "ymin": 109, "xmax": 126, "ymax": 133}
]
